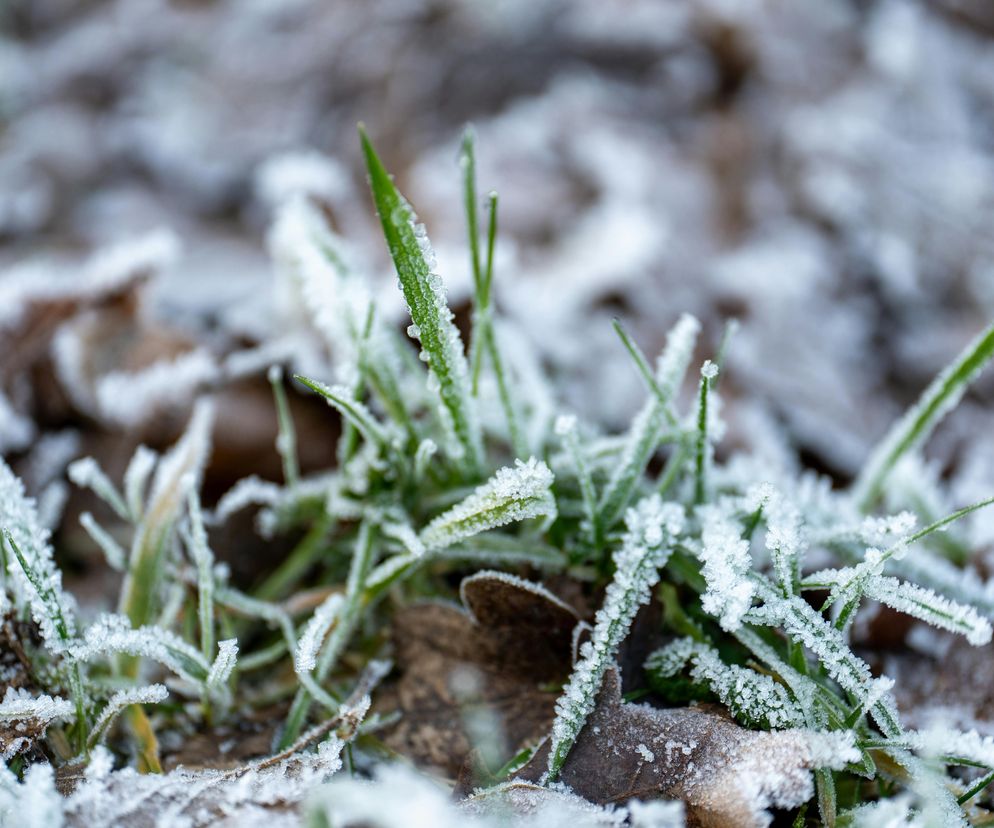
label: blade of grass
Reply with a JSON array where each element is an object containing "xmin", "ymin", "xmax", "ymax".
[
  {"xmin": 359, "ymin": 125, "xmax": 483, "ymax": 474},
  {"xmin": 611, "ymin": 319, "xmax": 679, "ymax": 429},
  {"xmin": 694, "ymin": 361, "xmax": 718, "ymax": 504},
  {"xmin": 280, "ymin": 521, "xmax": 377, "ymax": 748},
  {"xmin": 268, "ymin": 366, "xmax": 300, "ymax": 488},
  {"xmin": 461, "ymin": 131, "xmax": 525, "ymax": 455},
  {"xmin": 598, "ymin": 315, "xmax": 699, "ymax": 535},
  {"xmin": 295, "ymin": 375, "xmax": 392, "ymax": 454},
  {"xmin": 853, "ymin": 319, "xmax": 994, "ymax": 511}
]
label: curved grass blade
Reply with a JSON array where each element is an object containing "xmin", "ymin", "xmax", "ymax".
[{"xmin": 853, "ymin": 319, "xmax": 994, "ymax": 511}]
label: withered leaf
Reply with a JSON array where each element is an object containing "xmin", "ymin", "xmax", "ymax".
[
  {"xmin": 516, "ymin": 668, "xmax": 837, "ymax": 828},
  {"xmin": 0, "ymin": 615, "xmax": 48, "ymax": 763},
  {"xmin": 378, "ymin": 571, "xmax": 581, "ymax": 779}
]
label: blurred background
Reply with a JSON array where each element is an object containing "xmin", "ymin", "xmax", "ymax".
[{"xmin": 2, "ymin": 0, "xmax": 994, "ymax": 539}]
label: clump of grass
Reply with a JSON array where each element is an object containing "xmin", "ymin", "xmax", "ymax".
[{"xmin": 2, "ymin": 126, "xmax": 994, "ymax": 828}]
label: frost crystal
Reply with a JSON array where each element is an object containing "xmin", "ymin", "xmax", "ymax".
[
  {"xmin": 696, "ymin": 503, "xmax": 754, "ymax": 631},
  {"xmin": 71, "ymin": 614, "xmax": 212, "ymax": 688},
  {"xmin": 419, "ymin": 458, "xmax": 556, "ymax": 552},
  {"xmin": 295, "ymin": 593, "xmax": 345, "ymax": 674},
  {"xmin": 88, "ymin": 685, "xmax": 169, "ymax": 748},
  {"xmin": 646, "ymin": 638, "xmax": 805, "ymax": 730},
  {"xmin": 548, "ymin": 495, "xmax": 683, "ymax": 778},
  {"xmin": 0, "ymin": 688, "xmax": 74, "ymax": 747}
]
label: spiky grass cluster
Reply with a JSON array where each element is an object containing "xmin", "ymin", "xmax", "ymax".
[{"xmin": 2, "ymin": 127, "xmax": 994, "ymax": 827}]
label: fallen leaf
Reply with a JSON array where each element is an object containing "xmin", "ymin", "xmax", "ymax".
[
  {"xmin": 516, "ymin": 667, "xmax": 847, "ymax": 828},
  {"xmin": 378, "ymin": 571, "xmax": 581, "ymax": 778},
  {"xmin": 462, "ymin": 780, "xmax": 630, "ymax": 826},
  {"xmin": 0, "ymin": 615, "xmax": 49, "ymax": 762}
]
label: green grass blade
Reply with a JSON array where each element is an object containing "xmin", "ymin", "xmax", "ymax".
[
  {"xmin": 267, "ymin": 366, "xmax": 300, "ymax": 488},
  {"xmin": 295, "ymin": 375, "xmax": 391, "ymax": 453},
  {"xmin": 611, "ymin": 319, "xmax": 679, "ymax": 428},
  {"xmin": 359, "ymin": 126, "xmax": 483, "ymax": 474},
  {"xmin": 597, "ymin": 315, "xmax": 700, "ymax": 533},
  {"xmin": 460, "ymin": 134, "xmax": 524, "ymax": 454},
  {"xmin": 853, "ymin": 319, "xmax": 994, "ymax": 511},
  {"xmin": 694, "ymin": 361, "xmax": 718, "ymax": 504},
  {"xmin": 461, "ymin": 127, "xmax": 483, "ymax": 296}
]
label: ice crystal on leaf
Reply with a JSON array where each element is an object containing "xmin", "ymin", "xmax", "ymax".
[
  {"xmin": 420, "ymin": 458, "xmax": 556, "ymax": 552},
  {"xmin": 696, "ymin": 502, "xmax": 755, "ymax": 631},
  {"xmin": 87, "ymin": 685, "xmax": 169, "ymax": 750},
  {"xmin": 0, "ymin": 459, "xmax": 77, "ymax": 650},
  {"xmin": 70, "ymin": 614, "xmax": 216, "ymax": 691},
  {"xmin": 646, "ymin": 638, "xmax": 805, "ymax": 730}
]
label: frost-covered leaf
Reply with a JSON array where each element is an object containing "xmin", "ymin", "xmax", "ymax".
[
  {"xmin": 696, "ymin": 502, "xmax": 755, "ymax": 632},
  {"xmin": 122, "ymin": 399, "xmax": 213, "ymax": 631},
  {"xmin": 419, "ymin": 457, "xmax": 556, "ymax": 552},
  {"xmin": 206, "ymin": 639, "xmax": 239, "ymax": 691},
  {"xmin": 87, "ymin": 684, "xmax": 169, "ymax": 749},
  {"xmin": 70, "ymin": 613, "xmax": 212, "ymax": 688},
  {"xmin": 521, "ymin": 668, "xmax": 858, "ymax": 828},
  {"xmin": 380, "ymin": 571, "xmax": 580, "ymax": 778},
  {"xmin": 853, "ymin": 319, "xmax": 994, "ymax": 510},
  {"xmin": 66, "ymin": 458, "xmax": 129, "ymax": 522},
  {"xmin": 78, "ymin": 512, "xmax": 125, "ymax": 572},
  {"xmin": 294, "ymin": 593, "xmax": 344, "ymax": 674},
  {"xmin": 865, "ymin": 576, "xmax": 992, "ymax": 646}
]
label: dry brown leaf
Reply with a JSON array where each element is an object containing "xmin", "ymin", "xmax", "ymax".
[
  {"xmin": 516, "ymin": 668, "xmax": 840, "ymax": 828},
  {"xmin": 377, "ymin": 571, "xmax": 581, "ymax": 778},
  {"xmin": 0, "ymin": 615, "xmax": 50, "ymax": 763}
]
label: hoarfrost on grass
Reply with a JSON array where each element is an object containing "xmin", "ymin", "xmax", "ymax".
[
  {"xmin": 548, "ymin": 495, "xmax": 684, "ymax": 777},
  {"xmin": 419, "ymin": 457, "xmax": 556, "ymax": 552}
]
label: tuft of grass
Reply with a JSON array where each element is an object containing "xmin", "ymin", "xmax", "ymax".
[{"xmin": 3, "ymin": 127, "xmax": 994, "ymax": 828}]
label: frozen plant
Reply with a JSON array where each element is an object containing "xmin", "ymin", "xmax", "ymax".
[{"xmin": 3, "ymin": 127, "xmax": 994, "ymax": 828}]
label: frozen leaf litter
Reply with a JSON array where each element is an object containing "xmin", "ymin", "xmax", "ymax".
[{"xmin": 1, "ymin": 128, "xmax": 994, "ymax": 827}]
